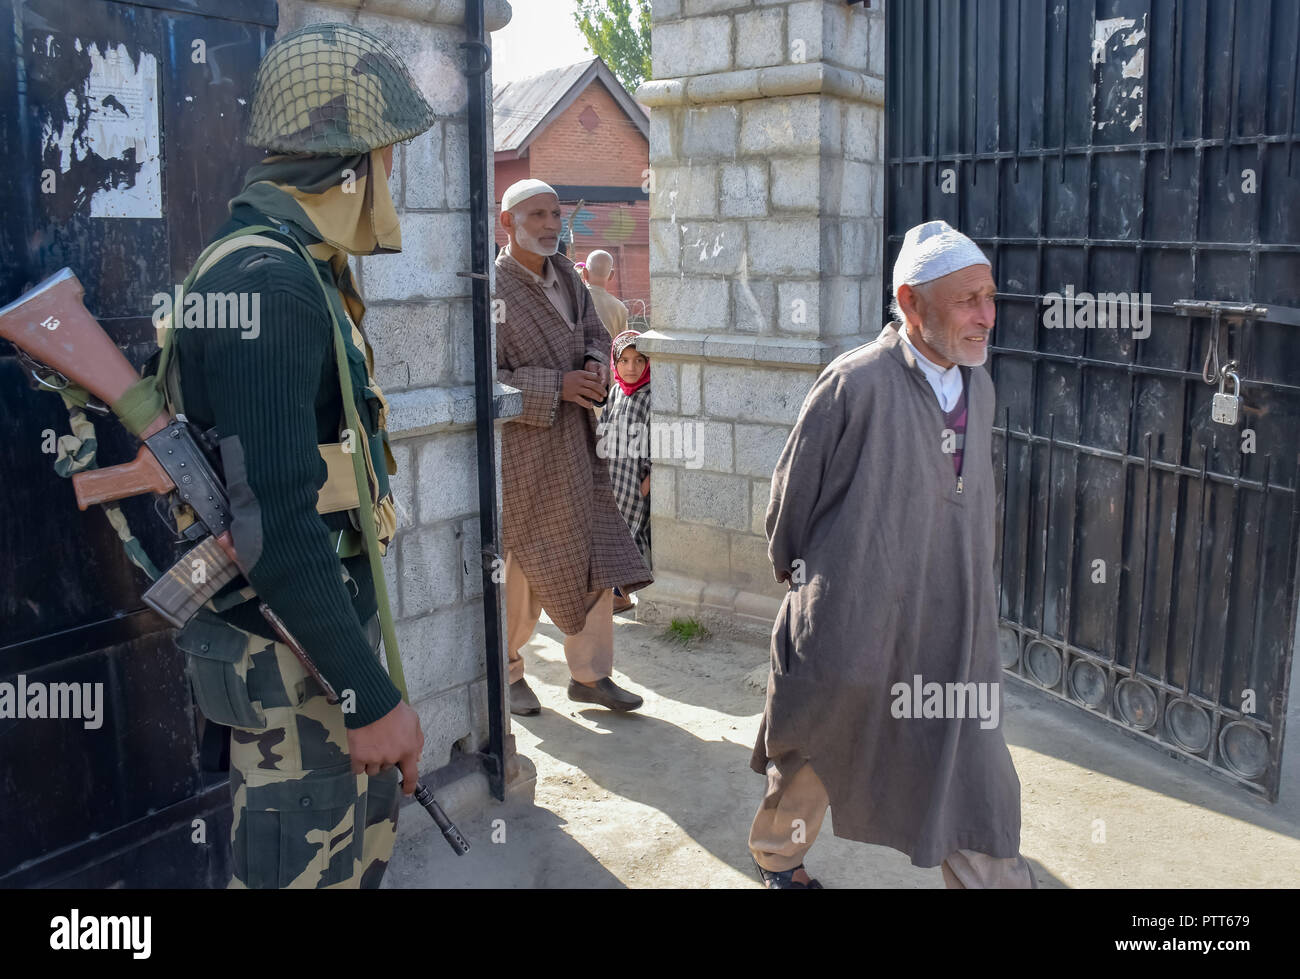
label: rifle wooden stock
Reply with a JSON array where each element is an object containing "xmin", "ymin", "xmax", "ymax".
[
  {"xmin": 72, "ymin": 445, "xmax": 174, "ymax": 509},
  {"xmin": 0, "ymin": 267, "xmax": 168, "ymax": 439}
]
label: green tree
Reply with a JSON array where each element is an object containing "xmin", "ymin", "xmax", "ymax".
[{"xmin": 573, "ymin": 0, "xmax": 652, "ymax": 94}]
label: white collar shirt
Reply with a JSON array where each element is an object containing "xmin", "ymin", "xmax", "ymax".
[{"xmin": 898, "ymin": 324, "xmax": 964, "ymax": 413}]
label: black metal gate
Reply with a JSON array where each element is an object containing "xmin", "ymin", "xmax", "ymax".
[
  {"xmin": 0, "ymin": 0, "xmax": 275, "ymax": 884},
  {"xmin": 886, "ymin": 0, "xmax": 1300, "ymax": 799}
]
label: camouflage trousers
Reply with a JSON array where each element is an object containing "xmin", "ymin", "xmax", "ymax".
[{"xmin": 178, "ymin": 609, "xmax": 400, "ymax": 889}]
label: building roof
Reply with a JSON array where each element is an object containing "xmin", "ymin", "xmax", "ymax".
[{"xmin": 493, "ymin": 56, "xmax": 649, "ymax": 157}]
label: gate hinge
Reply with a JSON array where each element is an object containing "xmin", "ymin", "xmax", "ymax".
[{"xmin": 459, "ymin": 40, "xmax": 491, "ymax": 77}]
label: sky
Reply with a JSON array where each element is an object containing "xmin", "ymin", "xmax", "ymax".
[{"xmin": 492, "ymin": 0, "xmax": 601, "ymax": 84}]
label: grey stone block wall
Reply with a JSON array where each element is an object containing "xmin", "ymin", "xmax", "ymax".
[
  {"xmin": 278, "ymin": 0, "xmax": 515, "ymax": 781},
  {"xmin": 636, "ymin": 0, "xmax": 885, "ymax": 636}
]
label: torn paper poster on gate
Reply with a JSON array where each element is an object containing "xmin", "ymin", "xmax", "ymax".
[{"xmin": 39, "ymin": 38, "xmax": 162, "ymax": 219}]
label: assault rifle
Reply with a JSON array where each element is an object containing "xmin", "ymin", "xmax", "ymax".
[
  {"xmin": 1, "ymin": 267, "xmax": 470, "ymax": 856},
  {"xmin": 0, "ymin": 268, "xmax": 242, "ymax": 626}
]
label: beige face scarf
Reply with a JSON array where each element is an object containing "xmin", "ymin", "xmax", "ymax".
[{"xmin": 227, "ymin": 148, "xmax": 401, "ymax": 325}]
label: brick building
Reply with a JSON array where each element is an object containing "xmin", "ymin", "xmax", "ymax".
[{"xmin": 494, "ymin": 56, "xmax": 650, "ymax": 322}]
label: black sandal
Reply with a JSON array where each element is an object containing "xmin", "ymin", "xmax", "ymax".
[{"xmin": 753, "ymin": 858, "xmax": 823, "ymax": 889}]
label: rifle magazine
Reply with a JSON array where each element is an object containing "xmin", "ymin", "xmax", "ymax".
[{"xmin": 142, "ymin": 535, "xmax": 240, "ymax": 627}]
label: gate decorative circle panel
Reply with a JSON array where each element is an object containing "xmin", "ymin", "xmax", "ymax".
[
  {"xmin": 1067, "ymin": 659, "xmax": 1107, "ymax": 709},
  {"xmin": 1166, "ymin": 700, "xmax": 1212, "ymax": 753},
  {"xmin": 1115, "ymin": 679, "xmax": 1158, "ymax": 731}
]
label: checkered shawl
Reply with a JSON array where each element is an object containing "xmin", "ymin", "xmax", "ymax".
[
  {"xmin": 494, "ymin": 249, "xmax": 652, "ymax": 634},
  {"xmin": 602, "ymin": 383, "xmax": 652, "ymax": 572}
]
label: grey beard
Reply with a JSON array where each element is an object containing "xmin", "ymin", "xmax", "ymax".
[
  {"xmin": 515, "ymin": 225, "xmax": 558, "ymax": 257},
  {"xmin": 922, "ymin": 325, "xmax": 987, "ymax": 368}
]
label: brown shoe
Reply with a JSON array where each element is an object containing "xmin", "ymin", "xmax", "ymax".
[
  {"xmin": 567, "ymin": 677, "xmax": 643, "ymax": 712},
  {"xmin": 509, "ymin": 678, "xmax": 541, "ymax": 716},
  {"xmin": 613, "ymin": 595, "xmax": 636, "ymax": 614}
]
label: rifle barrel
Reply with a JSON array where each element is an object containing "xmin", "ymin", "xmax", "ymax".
[{"xmin": 413, "ymin": 781, "xmax": 471, "ymax": 855}]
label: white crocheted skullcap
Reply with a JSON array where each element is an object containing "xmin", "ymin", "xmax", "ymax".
[
  {"xmin": 892, "ymin": 220, "xmax": 991, "ymax": 293},
  {"xmin": 501, "ymin": 178, "xmax": 558, "ymax": 212}
]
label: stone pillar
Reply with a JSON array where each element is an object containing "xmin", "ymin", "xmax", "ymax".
[
  {"xmin": 635, "ymin": 0, "xmax": 885, "ymax": 636},
  {"xmin": 276, "ymin": 0, "xmax": 518, "ymax": 799}
]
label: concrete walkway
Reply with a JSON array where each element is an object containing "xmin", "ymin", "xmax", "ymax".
[{"xmin": 384, "ymin": 612, "xmax": 1300, "ymax": 888}]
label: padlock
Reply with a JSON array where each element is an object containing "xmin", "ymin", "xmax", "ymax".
[{"xmin": 1211, "ymin": 370, "xmax": 1241, "ymax": 426}]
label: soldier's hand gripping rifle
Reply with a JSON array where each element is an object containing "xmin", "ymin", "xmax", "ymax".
[{"xmin": 1, "ymin": 267, "xmax": 470, "ymax": 856}]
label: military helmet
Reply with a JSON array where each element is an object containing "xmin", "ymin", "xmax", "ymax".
[{"xmin": 247, "ymin": 23, "xmax": 436, "ymax": 155}]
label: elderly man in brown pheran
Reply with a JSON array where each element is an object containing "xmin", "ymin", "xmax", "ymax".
[
  {"xmin": 748, "ymin": 220, "xmax": 1035, "ymax": 890},
  {"xmin": 494, "ymin": 179, "xmax": 652, "ymax": 716}
]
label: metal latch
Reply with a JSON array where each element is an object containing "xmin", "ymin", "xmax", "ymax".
[{"xmin": 1173, "ymin": 300, "xmax": 1265, "ymax": 386}]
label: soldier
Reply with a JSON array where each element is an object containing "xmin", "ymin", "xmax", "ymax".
[{"xmin": 166, "ymin": 23, "xmax": 436, "ymax": 888}]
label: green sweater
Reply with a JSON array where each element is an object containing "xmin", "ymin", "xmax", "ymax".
[{"xmin": 175, "ymin": 211, "xmax": 399, "ymax": 728}]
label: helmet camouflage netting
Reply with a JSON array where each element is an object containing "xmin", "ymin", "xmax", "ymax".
[{"xmin": 247, "ymin": 22, "xmax": 437, "ymax": 155}]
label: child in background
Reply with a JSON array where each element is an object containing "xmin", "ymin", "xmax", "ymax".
[{"xmin": 603, "ymin": 330, "xmax": 652, "ymax": 613}]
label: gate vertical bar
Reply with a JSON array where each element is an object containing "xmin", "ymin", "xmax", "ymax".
[
  {"xmin": 1165, "ymin": 0, "xmax": 1183, "ymax": 179},
  {"xmin": 463, "ymin": 0, "xmax": 505, "ymax": 802},
  {"xmin": 1185, "ymin": 445, "xmax": 1213, "ymax": 703},
  {"xmin": 1037, "ymin": 414, "xmax": 1057, "ymax": 645},
  {"xmin": 1224, "ymin": 0, "xmax": 1240, "ymax": 174}
]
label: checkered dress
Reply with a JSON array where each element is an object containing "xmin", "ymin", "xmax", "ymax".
[{"xmin": 603, "ymin": 382, "xmax": 652, "ymax": 574}]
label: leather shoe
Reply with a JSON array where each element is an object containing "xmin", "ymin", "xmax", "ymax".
[
  {"xmin": 509, "ymin": 678, "xmax": 541, "ymax": 716},
  {"xmin": 567, "ymin": 677, "xmax": 643, "ymax": 712}
]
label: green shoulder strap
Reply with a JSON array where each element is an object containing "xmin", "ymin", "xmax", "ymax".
[
  {"xmin": 316, "ymin": 259, "xmax": 409, "ymax": 699},
  {"xmin": 156, "ymin": 225, "xmax": 300, "ymax": 418},
  {"xmin": 168, "ymin": 223, "xmax": 408, "ymax": 698}
]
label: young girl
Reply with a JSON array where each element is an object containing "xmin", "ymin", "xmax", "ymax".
[{"xmin": 604, "ymin": 330, "xmax": 652, "ymax": 611}]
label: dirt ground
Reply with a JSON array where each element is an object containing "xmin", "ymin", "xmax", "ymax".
[{"xmin": 383, "ymin": 610, "xmax": 1300, "ymax": 889}]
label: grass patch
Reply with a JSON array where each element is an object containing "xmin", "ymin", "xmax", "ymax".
[{"xmin": 663, "ymin": 617, "xmax": 711, "ymax": 646}]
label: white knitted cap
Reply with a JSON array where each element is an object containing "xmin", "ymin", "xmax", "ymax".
[
  {"xmin": 501, "ymin": 178, "xmax": 557, "ymax": 212},
  {"xmin": 892, "ymin": 220, "xmax": 990, "ymax": 293}
]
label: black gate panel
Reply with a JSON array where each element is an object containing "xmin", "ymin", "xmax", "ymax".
[
  {"xmin": 0, "ymin": 0, "xmax": 275, "ymax": 884},
  {"xmin": 887, "ymin": 0, "xmax": 1300, "ymax": 799}
]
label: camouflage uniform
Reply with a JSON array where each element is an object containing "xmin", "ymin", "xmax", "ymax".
[{"xmin": 219, "ymin": 618, "xmax": 400, "ymax": 890}]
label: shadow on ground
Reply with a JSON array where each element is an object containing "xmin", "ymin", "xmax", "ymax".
[
  {"xmin": 388, "ymin": 612, "xmax": 1295, "ymax": 888},
  {"xmin": 383, "ymin": 754, "xmax": 626, "ymax": 889},
  {"xmin": 1002, "ymin": 677, "xmax": 1300, "ymax": 843},
  {"xmin": 518, "ymin": 699, "xmax": 759, "ymax": 875},
  {"xmin": 595, "ymin": 611, "xmax": 768, "ymax": 719}
]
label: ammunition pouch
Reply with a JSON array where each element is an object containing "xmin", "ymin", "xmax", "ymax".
[
  {"xmin": 174, "ymin": 608, "xmax": 267, "ymax": 730},
  {"xmin": 318, "ymin": 439, "xmax": 396, "ymax": 554}
]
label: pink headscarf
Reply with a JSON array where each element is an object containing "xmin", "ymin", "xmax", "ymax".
[{"xmin": 610, "ymin": 330, "xmax": 650, "ymax": 397}]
